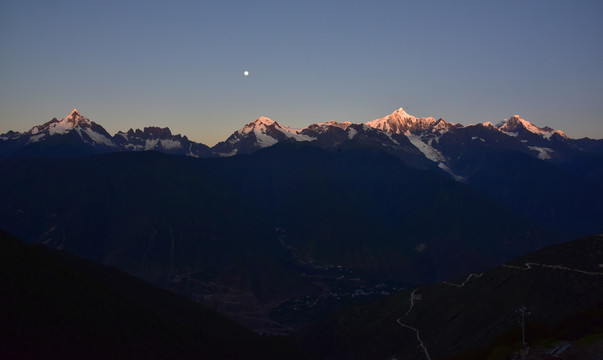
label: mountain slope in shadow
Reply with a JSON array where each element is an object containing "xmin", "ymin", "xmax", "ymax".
[
  {"xmin": 295, "ymin": 234, "xmax": 603, "ymax": 360},
  {"xmin": 0, "ymin": 230, "xmax": 308, "ymax": 360},
  {"xmin": 0, "ymin": 145, "xmax": 556, "ymax": 333}
]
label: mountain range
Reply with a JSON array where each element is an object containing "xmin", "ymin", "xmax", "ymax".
[
  {"xmin": 2, "ymin": 107, "xmax": 602, "ymax": 236},
  {"xmin": 0, "ymin": 109, "xmax": 212, "ymax": 158},
  {"xmin": 3, "ymin": 108, "xmax": 601, "ymax": 174},
  {"xmin": 1, "ymin": 107, "xmax": 602, "ymax": 335}
]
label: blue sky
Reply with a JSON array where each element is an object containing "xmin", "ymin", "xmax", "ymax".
[{"xmin": 1, "ymin": 0, "xmax": 602, "ymax": 145}]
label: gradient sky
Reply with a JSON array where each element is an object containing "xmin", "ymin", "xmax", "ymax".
[{"xmin": 1, "ymin": 0, "xmax": 602, "ymax": 146}]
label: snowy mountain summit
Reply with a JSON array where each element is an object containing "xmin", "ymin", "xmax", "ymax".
[
  {"xmin": 28, "ymin": 109, "xmax": 92, "ymax": 135},
  {"xmin": 366, "ymin": 108, "xmax": 457, "ymax": 134},
  {"xmin": 23, "ymin": 108, "xmax": 115, "ymax": 147},
  {"xmin": 497, "ymin": 115, "xmax": 568, "ymax": 140},
  {"xmin": 212, "ymin": 116, "xmax": 313, "ymax": 156},
  {"xmin": 61, "ymin": 108, "xmax": 90, "ymax": 126},
  {"xmin": 0, "ymin": 109, "xmax": 211, "ymax": 158}
]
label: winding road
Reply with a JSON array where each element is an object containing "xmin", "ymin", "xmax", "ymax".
[
  {"xmin": 396, "ymin": 317, "xmax": 432, "ymax": 360},
  {"xmin": 395, "ymin": 272, "xmax": 485, "ymax": 360},
  {"xmin": 442, "ymin": 272, "xmax": 484, "ymax": 287},
  {"xmin": 394, "ymin": 261, "xmax": 601, "ymax": 359},
  {"xmin": 503, "ymin": 262, "xmax": 603, "ymax": 276},
  {"xmin": 396, "ymin": 288, "xmax": 431, "ymax": 360}
]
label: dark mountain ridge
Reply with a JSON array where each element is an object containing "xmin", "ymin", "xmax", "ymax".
[
  {"xmin": 0, "ymin": 230, "xmax": 306, "ymax": 360},
  {"xmin": 295, "ymin": 234, "xmax": 603, "ymax": 360},
  {"xmin": 0, "ymin": 145, "xmax": 557, "ymax": 333}
]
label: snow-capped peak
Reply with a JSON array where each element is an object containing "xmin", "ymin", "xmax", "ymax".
[
  {"xmin": 366, "ymin": 108, "xmax": 439, "ymax": 134},
  {"xmin": 391, "ymin": 107, "xmax": 415, "ymax": 120},
  {"xmin": 63, "ymin": 108, "xmax": 91, "ymax": 128},
  {"xmin": 228, "ymin": 116, "xmax": 314, "ymax": 149},
  {"xmin": 498, "ymin": 115, "xmax": 567, "ymax": 139},
  {"xmin": 20, "ymin": 109, "xmax": 115, "ymax": 147},
  {"xmin": 255, "ymin": 116, "xmax": 276, "ymax": 126},
  {"xmin": 314, "ymin": 120, "xmax": 353, "ymax": 130},
  {"xmin": 27, "ymin": 108, "xmax": 92, "ymax": 136},
  {"xmin": 497, "ymin": 115, "xmax": 534, "ymax": 132},
  {"xmin": 240, "ymin": 116, "xmax": 278, "ymax": 135}
]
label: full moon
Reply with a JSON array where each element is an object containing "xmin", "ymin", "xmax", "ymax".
[{"xmin": 243, "ymin": 70, "xmax": 249, "ymax": 76}]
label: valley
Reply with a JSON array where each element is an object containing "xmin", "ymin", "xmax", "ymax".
[{"xmin": 0, "ymin": 145, "xmax": 558, "ymax": 333}]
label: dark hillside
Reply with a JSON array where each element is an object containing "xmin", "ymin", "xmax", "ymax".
[
  {"xmin": 465, "ymin": 150, "xmax": 603, "ymax": 237},
  {"xmin": 296, "ymin": 234, "xmax": 603, "ymax": 360},
  {"xmin": 0, "ymin": 146, "xmax": 556, "ymax": 332},
  {"xmin": 0, "ymin": 230, "xmax": 307, "ymax": 360}
]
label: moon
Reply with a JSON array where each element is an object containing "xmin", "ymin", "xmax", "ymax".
[{"xmin": 243, "ymin": 70, "xmax": 249, "ymax": 76}]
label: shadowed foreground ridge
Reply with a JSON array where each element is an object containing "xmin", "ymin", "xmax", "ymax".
[
  {"xmin": 295, "ymin": 234, "xmax": 603, "ymax": 360},
  {"xmin": 0, "ymin": 230, "xmax": 308, "ymax": 360}
]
